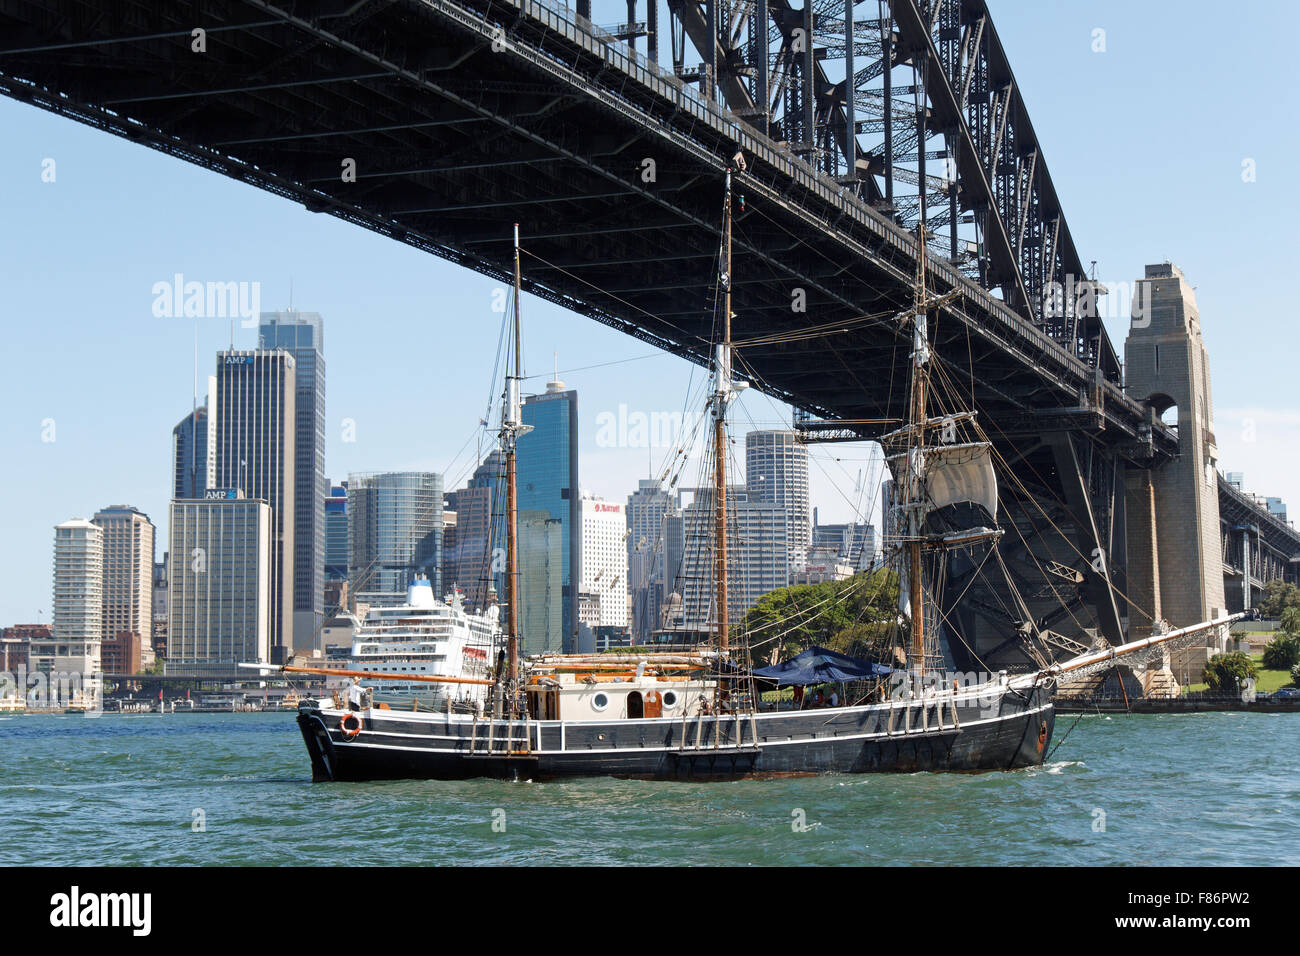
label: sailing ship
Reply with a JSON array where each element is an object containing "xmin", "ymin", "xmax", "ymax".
[{"xmin": 290, "ymin": 164, "xmax": 1239, "ymax": 782}]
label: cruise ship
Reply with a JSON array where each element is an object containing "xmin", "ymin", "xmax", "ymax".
[{"xmin": 347, "ymin": 576, "xmax": 502, "ymax": 712}]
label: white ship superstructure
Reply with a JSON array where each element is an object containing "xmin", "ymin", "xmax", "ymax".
[{"xmin": 348, "ymin": 576, "xmax": 500, "ymax": 710}]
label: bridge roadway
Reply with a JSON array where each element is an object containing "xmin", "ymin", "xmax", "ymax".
[{"xmin": 0, "ymin": 0, "xmax": 1180, "ymax": 662}]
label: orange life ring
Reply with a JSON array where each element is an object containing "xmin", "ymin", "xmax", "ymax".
[
  {"xmin": 340, "ymin": 712, "xmax": 363, "ymax": 738},
  {"xmin": 1036, "ymin": 720, "xmax": 1048, "ymax": 753}
]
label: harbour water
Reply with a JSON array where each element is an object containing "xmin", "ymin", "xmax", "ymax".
[{"xmin": 1, "ymin": 711, "xmax": 1295, "ymax": 866}]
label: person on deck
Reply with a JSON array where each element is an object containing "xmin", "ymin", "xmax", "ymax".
[
  {"xmin": 347, "ymin": 677, "xmax": 365, "ymax": 711},
  {"xmin": 792, "ymin": 685, "xmax": 805, "ymax": 710}
]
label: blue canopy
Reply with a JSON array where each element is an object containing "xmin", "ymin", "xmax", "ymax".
[{"xmin": 752, "ymin": 646, "xmax": 893, "ymax": 686}]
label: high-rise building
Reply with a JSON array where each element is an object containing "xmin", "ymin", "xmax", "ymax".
[
  {"xmin": 171, "ymin": 389, "xmax": 215, "ymax": 501},
  {"xmin": 626, "ymin": 479, "xmax": 677, "ymax": 641},
  {"xmin": 579, "ymin": 493, "xmax": 628, "ymax": 629},
  {"xmin": 746, "ymin": 430, "xmax": 810, "ymax": 566},
  {"xmin": 91, "ymin": 505, "xmax": 155, "ymax": 650},
  {"xmin": 519, "ymin": 379, "xmax": 580, "ymax": 651},
  {"xmin": 324, "ymin": 482, "xmax": 348, "ymax": 582},
  {"xmin": 32, "ymin": 519, "xmax": 104, "ymax": 680},
  {"xmin": 213, "ymin": 348, "xmax": 296, "ymax": 659},
  {"xmin": 258, "ymin": 312, "xmax": 326, "ymax": 655},
  {"xmin": 680, "ymin": 489, "xmax": 789, "ymax": 632},
  {"xmin": 168, "ymin": 495, "xmax": 272, "ymax": 667},
  {"xmin": 444, "ymin": 451, "xmax": 503, "ymax": 611},
  {"xmin": 348, "ymin": 472, "xmax": 444, "ymax": 598},
  {"xmin": 152, "ymin": 555, "xmax": 169, "ymax": 660},
  {"xmin": 518, "ymin": 510, "xmax": 563, "ymax": 656}
]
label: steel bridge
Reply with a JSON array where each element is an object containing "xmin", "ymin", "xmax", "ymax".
[{"xmin": 1, "ymin": 0, "xmax": 1186, "ymax": 667}]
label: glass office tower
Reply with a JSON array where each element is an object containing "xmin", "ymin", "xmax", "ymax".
[
  {"xmin": 347, "ymin": 472, "xmax": 444, "ymax": 598},
  {"xmin": 518, "ymin": 379, "xmax": 580, "ymax": 652}
]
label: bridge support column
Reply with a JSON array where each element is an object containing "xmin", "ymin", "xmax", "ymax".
[{"xmin": 1123, "ymin": 264, "xmax": 1228, "ymax": 677}]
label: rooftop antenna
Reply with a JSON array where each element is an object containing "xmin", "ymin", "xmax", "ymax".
[{"xmin": 289, "ymin": 276, "xmax": 294, "ymax": 312}]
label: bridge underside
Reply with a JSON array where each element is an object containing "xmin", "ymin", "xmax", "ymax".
[{"xmin": 0, "ymin": 0, "xmax": 1178, "ymax": 664}]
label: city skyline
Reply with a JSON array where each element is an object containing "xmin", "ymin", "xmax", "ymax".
[{"xmin": 2, "ymin": 0, "xmax": 1299, "ymax": 628}]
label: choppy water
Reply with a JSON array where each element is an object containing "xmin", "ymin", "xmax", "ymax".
[{"xmin": 1, "ymin": 711, "xmax": 1295, "ymax": 866}]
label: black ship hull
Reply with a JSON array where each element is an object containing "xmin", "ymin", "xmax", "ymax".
[{"xmin": 296, "ymin": 684, "xmax": 1054, "ymax": 781}]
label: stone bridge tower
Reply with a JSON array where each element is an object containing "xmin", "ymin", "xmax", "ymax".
[{"xmin": 1123, "ymin": 264, "xmax": 1227, "ymax": 677}]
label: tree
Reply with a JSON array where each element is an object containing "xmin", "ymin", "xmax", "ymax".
[
  {"xmin": 1202, "ymin": 652, "xmax": 1257, "ymax": 694},
  {"xmin": 1292, "ymin": 663, "xmax": 1300, "ymax": 689},
  {"xmin": 1258, "ymin": 580, "xmax": 1300, "ymax": 619},
  {"xmin": 741, "ymin": 568, "xmax": 899, "ymax": 664},
  {"xmin": 1262, "ymin": 634, "xmax": 1300, "ymax": 671},
  {"xmin": 1281, "ymin": 606, "xmax": 1300, "ymax": 638}
]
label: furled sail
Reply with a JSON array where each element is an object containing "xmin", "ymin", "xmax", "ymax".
[
  {"xmin": 925, "ymin": 443, "xmax": 998, "ymax": 519},
  {"xmin": 887, "ymin": 441, "xmax": 998, "ymax": 521}
]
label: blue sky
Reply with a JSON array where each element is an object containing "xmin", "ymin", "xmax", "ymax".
[{"xmin": 1, "ymin": 0, "xmax": 1296, "ymax": 626}]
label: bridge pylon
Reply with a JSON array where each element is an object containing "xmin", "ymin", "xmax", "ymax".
[{"xmin": 1123, "ymin": 264, "xmax": 1228, "ymax": 680}]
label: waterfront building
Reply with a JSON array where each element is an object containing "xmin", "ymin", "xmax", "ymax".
[
  {"xmin": 791, "ymin": 546, "xmax": 857, "ymax": 585},
  {"xmin": 91, "ymin": 505, "xmax": 155, "ymax": 649},
  {"xmin": 0, "ymin": 625, "xmax": 43, "ymax": 671},
  {"xmin": 680, "ymin": 490, "xmax": 789, "ymax": 631},
  {"xmin": 213, "ymin": 348, "xmax": 296, "ymax": 659},
  {"xmin": 258, "ymin": 312, "xmax": 327, "ymax": 655},
  {"xmin": 102, "ymin": 630, "xmax": 152, "ymax": 674},
  {"xmin": 444, "ymin": 451, "xmax": 503, "ymax": 611},
  {"xmin": 32, "ymin": 519, "xmax": 104, "ymax": 680},
  {"xmin": 579, "ymin": 493, "xmax": 628, "ymax": 629},
  {"xmin": 745, "ymin": 430, "xmax": 810, "ymax": 566},
  {"xmin": 519, "ymin": 379, "xmax": 580, "ymax": 650},
  {"xmin": 167, "ymin": 495, "xmax": 273, "ymax": 667},
  {"xmin": 811, "ymin": 520, "xmax": 876, "ymax": 570},
  {"xmin": 347, "ymin": 472, "xmax": 444, "ymax": 597}
]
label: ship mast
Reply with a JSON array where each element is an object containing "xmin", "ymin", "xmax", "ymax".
[
  {"xmin": 714, "ymin": 168, "xmax": 734, "ymax": 655},
  {"xmin": 502, "ymin": 223, "xmax": 532, "ymax": 714},
  {"xmin": 906, "ymin": 226, "xmax": 930, "ymax": 679}
]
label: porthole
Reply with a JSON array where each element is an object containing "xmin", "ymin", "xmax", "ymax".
[
  {"xmin": 662, "ymin": 690, "xmax": 679, "ymax": 709},
  {"xmin": 592, "ymin": 692, "xmax": 610, "ymax": 711}
]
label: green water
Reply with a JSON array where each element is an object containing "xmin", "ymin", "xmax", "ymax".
[{"xmin": 1, "ymin": 711, "xmax": 1295, "ymax": 865}]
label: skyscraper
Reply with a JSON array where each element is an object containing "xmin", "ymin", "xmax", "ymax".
[
  {"xmin": 626, "ymin": 478, "xmax": 675, "ymax": 640},
  {"xmin": 168, "ymin": 495, "xmax": 272, "ymax": 667},
  {"xmin": 519, "ymin": 378, "xmax": 580, "ymax": 651},
  {"xmin": 91, "ymin": 505, "xmax": 155, "ymax": 648},
  {"xmin": 680, "ymin": 489, "xmax": 789, "ymax": 632},
  {"xmin": 171, "ymin": 381, "xmax": 215, "ymax": 501},
  {"xmin": 258, "ymin": 311, "xmax": 326, "ymax": 655},
  {"xmin": 213, "ymin": 349, "xmax": 296, "ymax": 659},
  {"xmin": 31, "ymin": 519, "xmax": 104, "ymax": 681},
  {"xmin": 580, "ymin": 493, "xmax": 628, "ymax": 629},
  {"xmin": 324, "ymin": 482, "xmax": 348, "ymax": 582},
  {"xmin": 444, "ymin": 451, "xmax": 503, "ymax": 611},
  {"xmin": 746, "ymin": 430, "xmax": 810, "ymax": 566},
  {"xmin": 348, "ymin": 472, "xmax": 444, "ymax": 598}
]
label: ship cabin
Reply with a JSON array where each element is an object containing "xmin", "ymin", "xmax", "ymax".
[{"xmin": 524, "ymin": 670, "xmax": 715, "ymax": 723}]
